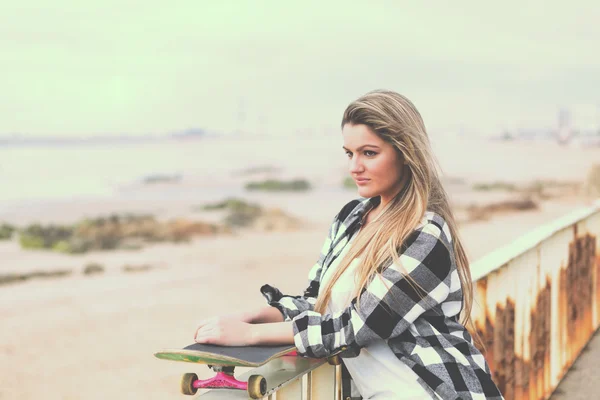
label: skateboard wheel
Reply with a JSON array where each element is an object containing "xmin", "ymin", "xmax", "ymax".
[
  {"xmin": 180, "ymin": 373, "xmax": 198, "ymax": 395},
  {"xmin": 247, "ymin": 374, "xmax": 267, "ymax": 399},
  {"xmin": 327, "ymin": 355, "xmax": 342, "ymax": 366}
]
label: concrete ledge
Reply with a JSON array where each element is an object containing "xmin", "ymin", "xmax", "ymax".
[{"xmin": 471, "ymin": 198, "xmax": 600, "ymax": 281}]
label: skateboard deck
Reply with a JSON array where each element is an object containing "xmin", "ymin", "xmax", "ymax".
[
  {"xmin": 154, "ymin": 343, "xmax": 296, "ymax": 367},
  {"xmin": 155, "ymin": 343, "xmax": 299, "ymax": 398},
  {"xmin": 155, "ymin": 343, "xmax": 342, "ymax": 398}
]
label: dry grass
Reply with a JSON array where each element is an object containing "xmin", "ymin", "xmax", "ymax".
[{"xmin": 466, "ymin": 197, "xmax": 539, "ymax": 221}]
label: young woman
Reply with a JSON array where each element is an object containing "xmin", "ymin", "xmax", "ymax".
[{"xmin": 194, "ymin": 90, "xmax": 503, "ymax": 399}]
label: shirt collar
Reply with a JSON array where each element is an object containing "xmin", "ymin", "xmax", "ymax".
[{"xmin": 351, "ymin": 196, "xmax": 381, "ymax": 221}]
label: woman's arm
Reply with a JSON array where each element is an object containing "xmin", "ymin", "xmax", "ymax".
[
  {"xmin": 237, "ymin": 305, "xmax": 285, "ymax": 324},
  {"xmin": 194, "ymin": 318, "xmax": 294, "ymax": 346},
  {"xmin": 260, "ymin": 200, "xmax": 360, "ymax": 321},
  {"xmin": 292, "ymin": 220, "xmax": 455, "ymax": 358},
  {"xmin": 194, "ymin": 200, "xmax": 360, "ymax": 346},
  {"xmin": 250, "ymin": 322, "xmax": 295, "ymax": 345},
  {"xmin": 195, "ymin": 221, "xmax": 454, "ymax": 351}
]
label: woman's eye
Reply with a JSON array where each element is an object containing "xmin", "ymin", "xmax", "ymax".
[
  {"xmin": 345, "ymin": 151, "xmax": 352, "ymax": 158},
  {"xmin": 364, "ymin": 151, "xmax": 377, "ymax": 157}
]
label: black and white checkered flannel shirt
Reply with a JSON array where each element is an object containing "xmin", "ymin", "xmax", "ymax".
[{"xmin": 261, "ymin": 196, "xmax": 503, "ymax": 399}]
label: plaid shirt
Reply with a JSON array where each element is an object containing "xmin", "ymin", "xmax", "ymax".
[{"xmin": 261, "ymin": 197, "xmax": 503, "ymax": 400}]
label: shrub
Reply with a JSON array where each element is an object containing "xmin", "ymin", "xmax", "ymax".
[
  {"xmin": 0, "ymin": 273, "xmax": 28, "ymax": 285},
  {"xmin": 200, "ymin": 198, "xmax": 254, "ymax": 211},
  {"xmin": 29, "ymin": 270, "xmax": 72, "ymax": 279},
  {"xmin": 472, "ymin": 182, "xmax": 517, "ymax": 192},
  {"xmin": 225, "ymin": 209, "xmax": 261, "ymax": 227},
  {"xmin": 122, "ymin": 264, "xmax": 153, "ymax": 273},
  {"xmin": 224, "ymin": 202, "xmax": 263, "ymax": 228},
  {"xmin": 52, "ymin": 240, "xmax": 73, "ymax": 253},
  {"xmin": 467, "ymin": 197, "xmax": 539, "ymax": 221},
  {"xmin": 200, "ymin": 198, "xmax": 264, "ymax": 228},
  {"xmin": 0, "ymin": 269, "xmax": 72, "ymax": 286},
  {"xmin": 18, "ymin": 213, "xmax": 219, "ymax": 253},
  {"xmin": 236, "ymin": 165, "xmax": 281, "ymax": 176},
  {"xmin": 83, "ymin": 263, "xmax": 104, "ymax": 275},
  {"xmin": 19, "ymin": 234, "xmax": 47, "ymax": 249},
  {"xmin": 0, "ymin": 223, "xmax": 16, "ymax": 240},
  {"xmin": 342, "ymin": 177, "xmax": 356, "ymax": 189},
  {"xmin": 142, "ymin": 174, "xmax": 181, "ymax": 184},
  {"xmin": 245, "ymin": 179, "xmax": 311, "ymax": 192},
  {"xmin": 19, "ymin": 224, "xmax": 74, "ymax": 249}
]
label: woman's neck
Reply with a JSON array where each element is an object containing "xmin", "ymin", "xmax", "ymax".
[{"xmin": 362, "ymin": 205, "xmax": 380, "ymax": 227}]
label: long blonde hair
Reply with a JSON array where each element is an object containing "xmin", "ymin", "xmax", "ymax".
[{"xmin": 314, "ymin": 90, "xmax": 479, "ymax": 344}]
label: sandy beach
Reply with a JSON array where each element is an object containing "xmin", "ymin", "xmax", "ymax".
[{"xmin": 0, "ymin": 136, "xmax": 599, "ymax": 399}]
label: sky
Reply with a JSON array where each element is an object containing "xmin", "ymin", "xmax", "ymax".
[{"xmin": 1, "ymin": 1, "xmax": 599, "ymax": 137}]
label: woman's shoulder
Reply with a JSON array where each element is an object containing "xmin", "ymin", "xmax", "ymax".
[
  {"xmin": 416, "ymin": 210, "xmax": 453, "ymax": 244},
  {"xmin": 333, "ymin": 197, "xmax": 365, "ymax": 223}
]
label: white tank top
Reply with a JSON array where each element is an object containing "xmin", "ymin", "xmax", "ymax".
[{"xmin": 320, "ymin": 229, "xmax": 433, "ymax": 400}]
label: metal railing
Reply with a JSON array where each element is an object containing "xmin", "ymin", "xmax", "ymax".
[
  {"xmin": 201, "ymin": 200, "xmax": 600, "ymax": 400},
  {"xmin": 470, "ymin": 199, "xmax": 600, "ymax": 400}
]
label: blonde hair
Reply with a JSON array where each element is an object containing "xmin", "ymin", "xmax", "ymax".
[{"xmin": 314, "ymin": 90, "xmax": 479, "ymax": 346}]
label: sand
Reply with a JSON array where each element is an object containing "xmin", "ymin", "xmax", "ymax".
[{"xmin": 1, "ymin": 137, "xmax": 599, "ymax": 399}]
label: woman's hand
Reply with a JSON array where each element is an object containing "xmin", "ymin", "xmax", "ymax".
[{"xmin": 194, "ymin": 316, "xmax": 257, "ymax": 346}]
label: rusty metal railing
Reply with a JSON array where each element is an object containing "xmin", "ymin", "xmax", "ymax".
[
  {"xmin": 471, "ymin": 199, "xmax": 600, "ymax": 400},
  {"xmin": 200, "ymin": 200, "xmax": 600, "ymax": 400}
]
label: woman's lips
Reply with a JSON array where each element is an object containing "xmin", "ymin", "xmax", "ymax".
[{"xmin": 355, "ymin": 178, "xmax": 370, "ymax": 186}]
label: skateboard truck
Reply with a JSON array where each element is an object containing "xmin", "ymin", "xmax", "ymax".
[
  {"xmin": 180, "ymin": 355, "xmax": 341, "ymax": 397},
  {"xmin": 180, "ymin": 367, "xmax": 267, "ymax": 398},
  {"xmin": 156, "ymin": 343, "xmax": 342, "ymax": 398}
]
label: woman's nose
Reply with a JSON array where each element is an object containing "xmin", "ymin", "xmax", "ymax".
[{"xmin": 349, "ymin": 156, "xmax": 364, "ymax": 173}]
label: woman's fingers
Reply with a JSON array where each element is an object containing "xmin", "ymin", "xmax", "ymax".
[
  {"xmin": 195, "ymin": 328, "xmax": 218, "ymax": 343},
  {"xmin": 194, "ymin": 320, "xmax": 253, "ymax": 346},
  {"xmin": 195, "ymin": 324, "xmax": 219, "ymax": 342},
  {"xmin": 195, "ymin": 317, "xmax": 215, "ymax": 330},
  {"xmin": 194, "ymin": 318, "xmax": 219, "ymax": 339}
]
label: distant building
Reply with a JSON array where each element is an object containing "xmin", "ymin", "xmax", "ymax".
[{"xmin": 556, "ymin": 108, "xmax": 575, "ymax": 145}]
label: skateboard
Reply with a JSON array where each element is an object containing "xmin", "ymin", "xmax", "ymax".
[{"xmin": 154, "ymin": 343, "xmax": 341, "ymax": 398}]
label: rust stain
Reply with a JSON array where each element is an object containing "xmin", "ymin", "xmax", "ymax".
[
  {"xmin": 560, "ymin": 233, "xmax": 596, "ymax": 368},
  {"xmin": 597, "ymin": 253, "xmax": 600, "ymax": 324},
  {"xmin": 474, "ymin": 231, "xmax": 598, "ymax": 400},
  {"xmin": 496, "ymin": 299, "xmax": 516, "ymax": 398},
  {"xmin": 528, "ymin": 278, "xmax": 551, "ymax": 400}
]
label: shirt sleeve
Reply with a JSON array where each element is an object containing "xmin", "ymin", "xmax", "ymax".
[
  {"xmin": 260, "ymin": 213, "xmax": 339, "ymax": 321},
  {"xmin": 291, "ymin": 221, "xmax": 454, "ymax": 358}
]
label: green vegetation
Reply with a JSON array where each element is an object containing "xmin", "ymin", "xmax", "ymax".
[
  {"xmin": 224, "ymin": 207, "xmax": 262, "ymax": 228},
  {"xmin": 472, "ymin": 182, "xmax": 517, "ymax": 192},
  {"xmin": 200, "ymin": 198, "xmax": 259, "ymax": 212},
  {"xmin": 472, "ymin": 179, "xmax": 581, "ymax": 199},
  {"xmin": 198, "ymin": 197, "xmax": 263, "ymax": 228},
  {"xmin": 0, "ymin": 269, "xmax": 72, "ymax": 286},
  {"xmin": 142, "ymin": 174, "xmax": 181, "ymax": 184},
  {"xmin": 522, "ymin": 179, "xmax": 576, "ymax": 198},
  {"xmin": 83, "ymin": 263, "xmax": 105, "ymax": 275},
  {"xmin": 245, "ymin": 179, "xmax": 311, "ymax": 192},
  {"xmin": 197, "ymin": 197, "xmax": 300, "ymax": 230},
  {"xmin": 16, "ymin": 214, "xmax": 218, "ymax": 254},
  {"xmin": 343, "ymin": 177, "xmax": 356, "ymax": 189},
  {"xmin": 467, "ymin": 197, "xmax": 539, "ymax": 221},
  {"xmin": 236, "ymin": 165, "xmax": 281, "ymax": 176},
  {"xmin": 20, "ymin": 224, "xmax": 74, "ymax": 250},
  {"xmin": 123, "ymin": 264, "xmax": 154, "ymax": 273},
  {"xmin": 0, "ymin": 223, "xmax": 16, "ymax": 240},
  {"xmin": 0, "ymin": 260, "xmax": 161, "ymax": 287},
  {"xmin": 441, "ymin": 176, "xmax": 467, "ymax": 186}
]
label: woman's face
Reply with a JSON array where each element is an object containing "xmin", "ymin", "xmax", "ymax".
[{"xmin": 342, "ymin": 123, "xmax": 407, "ymax": 204}]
